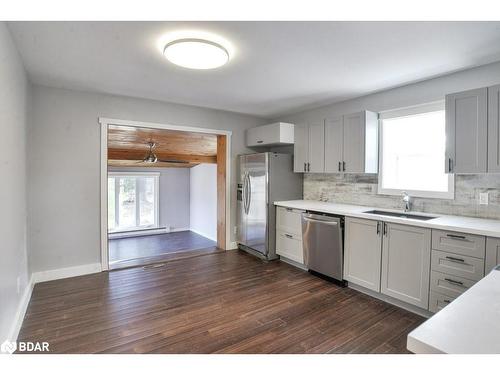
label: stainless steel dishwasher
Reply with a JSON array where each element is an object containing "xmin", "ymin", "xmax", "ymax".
[{"xmin": 301, "ymin": 211, "xmax": 345, "ymax": 284}]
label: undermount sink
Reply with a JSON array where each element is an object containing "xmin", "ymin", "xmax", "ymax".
[{"xmin": 363, "ymin": 210, "xmax": 437, "ymax": 221}]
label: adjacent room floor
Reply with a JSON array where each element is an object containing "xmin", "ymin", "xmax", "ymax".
[
  {"xmin": 108, "ymin": 230, "xmax": 217, "ymax": 269},
  {"xmin": 18, "ymin": 251, "xmax": 425, "ymax": 353}
]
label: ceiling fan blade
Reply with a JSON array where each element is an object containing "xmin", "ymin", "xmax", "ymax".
[{"xmin": 157, "ymin": 159, "xmax": 190, "ymax": 164}]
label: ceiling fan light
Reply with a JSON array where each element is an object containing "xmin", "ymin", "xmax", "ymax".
[{"xmin": 163, "ymin": 38, "xmax": 229, "ymax": 70}]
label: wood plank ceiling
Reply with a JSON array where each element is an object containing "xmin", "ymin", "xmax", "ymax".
[{"xmin": 107, "ymin": 125, "xmax": 218, "ymax": 168}]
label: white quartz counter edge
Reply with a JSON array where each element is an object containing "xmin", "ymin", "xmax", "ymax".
[
  {"xmin": 406, "ymin": 268, "xmax": 500, "ymax": 354},
  {"xmin": 274, "ymin": 200, "xmax": 500, "ymax": 237}
]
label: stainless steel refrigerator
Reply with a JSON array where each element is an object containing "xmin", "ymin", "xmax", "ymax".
[{"xmin": 237, "ymin": 152, "xmax": 303, "ymax": 260}]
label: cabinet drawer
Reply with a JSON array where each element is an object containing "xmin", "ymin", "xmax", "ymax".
[
  {"xmin": 429, "ymin": 291, "xmax": 455, "ymax": 313},
  {"xmin": 277, "ymin": 206, "xmax": 303, "ymax": 238},
  {"xmin": 430, "ymin": 271, "xmax": 476, "ymax": 298},
  {"xmin": 431, "ymin": 229, "xmax": 485, "ymax": 259},
  {"xmin": 431, "ymin": 250, "xmax": 484, "ymax": 281},
  {"xmin": 276, "ymin": 231, "xmax": 304, "ymax": 264}
]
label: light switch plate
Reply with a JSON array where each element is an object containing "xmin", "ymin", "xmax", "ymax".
[{"xmin": 479, "ymin": 192, "xmax": 489, "ymax": 205}]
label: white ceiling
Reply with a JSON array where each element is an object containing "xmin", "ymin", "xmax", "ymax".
[{"xmin": 8, "ymin": 21, "xmax": 500, "ymax": 117}]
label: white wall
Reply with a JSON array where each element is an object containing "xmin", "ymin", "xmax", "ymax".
[
  {"xmin": 278, "ymin": 60, "xmax": 500, "ymax": 123},
  {"xmin": 189, "ymin": 164, "xmax": 217, "ymax": 241},
  {"xmin": 108, "ymin": 167, "xmax": 190, "ymax": 231},
  {"xmin": 28, "ymin": 85, "xmax": 267, "ymax": 273},
  {"xmin": 0, "ymin": 23, "xmax": 31, "ymax": 342}
]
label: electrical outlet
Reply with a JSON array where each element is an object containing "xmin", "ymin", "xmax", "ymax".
[{"xmin": 479, "ymin": 192, "xmax": 489, "ymax": 205}]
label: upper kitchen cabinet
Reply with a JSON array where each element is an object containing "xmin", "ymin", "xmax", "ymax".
[
  {"xmin": 325, "ymin": 111, "xmax": 379, "ymax": 173},
  {"xmin": 488, "ymin": 85, "xmax": 500, "ymax": 173},
  {"xmin": 246, "ymin": 122, "xmax": 294, "ymax": 147},
  {"xmin": 445, "ymin": 88, "xmax": 488, "ymax": 173},
  {"xmin": 293, "ymin": 120, "xmax": 325, "ymax": 173}
]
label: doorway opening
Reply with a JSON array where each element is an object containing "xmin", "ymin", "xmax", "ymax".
[{"xmin": 99, "ymin": 118, "xmax": 230, "ymax": 270}]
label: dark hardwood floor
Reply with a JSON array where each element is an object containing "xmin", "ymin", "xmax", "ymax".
[
  {"xmin": 109, "ymin": 230, "xmax": 216, "ymax": 269},
  {"xmin": 18, "ymin": 251, "xmax": 425, "ymax": 354}
]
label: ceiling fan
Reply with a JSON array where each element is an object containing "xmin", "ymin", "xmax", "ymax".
[{"xmin": 140, "ymin": 142, "xmax": 190, "ymax": 164}]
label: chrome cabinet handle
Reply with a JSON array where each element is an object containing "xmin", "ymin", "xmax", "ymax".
[
  {"xmin": 338, "ymin": 161, "xmax": 341, "ymax": 172},
  {"xmin": 443, "ymin": 299, "xmax": 451, "ymax": 304},
  {"xmin": 376, "ymin": 222, "xmax": 381, "ymax": 235},
  {"xmin": 307, "ymin": 162, "xmax": 311, "ymax": 172},
  {"xmin": 285, "ymin": 233, "xmax": 293, "ymax": 239},
  {"xmin": 342, "ymin": 161, "xmax": 346, "ymax": 171},
  {"xmin": 448, "ymin": 158, "xmax": 453, "ymax": 173},
  {"xmin": 303, "ymin": 162, "xmax": 306, "ymax": 172},
  {"xmin": 383, "ymin": 222, "xmax": 388, "ymax": 236},
  {"xmin": 445, "ymin": 256, "xmax": 465, "ymax": 263},
  {"xmin": 445, "ymin": 278, "xmax": 464, "ymax": 286}
]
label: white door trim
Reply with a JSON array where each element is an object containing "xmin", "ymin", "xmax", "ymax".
[{"xmin": 99, "ymin": 117, "xmax": 232, "ymax": 271}]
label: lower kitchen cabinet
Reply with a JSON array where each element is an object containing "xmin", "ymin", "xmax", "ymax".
[
  {"xmin": 344, "ymin": 217, "xmax": 382, "ymax": 292},
  {"xmin": 276, "ymin": 206, "xmax": 305, "ymax": 264},
  {"xmin": 486, "ymin": 237, "xmax": 500, "ymax": 274},
  {"xmin": 381, "ymin": 223, "xmax": 431, "ymax": 309}
]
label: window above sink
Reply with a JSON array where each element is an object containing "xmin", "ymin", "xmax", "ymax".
[{"xmin": 378, "ymin": 101, "xmax": 455, "ymax": 200}]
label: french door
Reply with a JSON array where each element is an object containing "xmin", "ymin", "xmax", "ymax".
[{"xmin": 108, "ymin": 172, "xmax": 159, "ymax": 232}]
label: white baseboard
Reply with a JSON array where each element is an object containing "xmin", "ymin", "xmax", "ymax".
[
  {"xmin": 189, "ymin": 228, "xmax": 217, "ymax": 242},
  {"xmin": 7, "ymin": 275, "xmax": 34, "ymax": 342},
  {"xmin": 108, "ymin": 227, "xmax": 190, "ymax": 239},
  {"xmin": 32, "ymin": 263, "xmax": 102, "ymax": 284}
]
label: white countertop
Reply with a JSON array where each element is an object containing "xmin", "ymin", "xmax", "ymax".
[
  {"xmin": 274, "ymin": 200, "xmax": 500, "ymax": 237},
  {"xmin": 407, "ymin": 268, "xmax": 500, "ymax": 354}
]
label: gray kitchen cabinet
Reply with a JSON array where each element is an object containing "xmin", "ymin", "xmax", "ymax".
[
  {"xmin": 488, "ymin": 85, "xmax": 500, "ymax": 172},
  {"xmin": 445, "ymin": 87, "xmax": 488, "ymax": 173},
  {"xmin": 344, "ymin": 217, "xmax": 382, "ymax": 292},
  {"xmin": 293, "ymin": 121, "xmax": 325, "ymax": 173},
  {"xmin": 324, "ymin": 111, "xmax": 378, "ymax": 173},
  {"xmin": 486, "ymin": 237, "xmax": 500, "ymax": 274},
  {"xmin": 381, "ymin": 223, "xmax": 431, "ymax": 309},
  {"xmin": 324, "ymin": 116, "xmax": 343, "ymax": 173}
]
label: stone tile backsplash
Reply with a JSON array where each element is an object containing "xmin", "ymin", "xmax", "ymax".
[{"xmin": 304, "ymin": 173, "xmax": 500, "ymax": 219}]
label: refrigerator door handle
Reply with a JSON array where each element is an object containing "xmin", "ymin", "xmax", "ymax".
[
  {"xmin": 247, "ymin": 173, "xmax": 252, "ymax": 213},
  {"xmin": 244, "ymin": 172, "xmax": 250, "ymax": 214},
  {"xmin": 242, "ymin": 172, "xmax": 247, "ymax": 214}
]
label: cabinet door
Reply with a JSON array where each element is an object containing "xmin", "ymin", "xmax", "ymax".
[
  {"xmin": 344, "ymin": 217, "xmax": 382, "ymax": 291},
  {"xmin": 486, "ymin": 237, "xmax": 500, "ymax": 274},
  {"xmin": 381, "ymin": 223, "xmax": 431, "ymax": 309},
  {"xmin": 488, "ymin": 85, "xmax": 500, "ymax": 172},
  {"xmin": 445, "ymin": 88, "xmax": 487, "ymax": 173},
  {"xmin": 293, "ymin": 124, "xmax": 308, "ymax": 172},
  {"xmin": 324, "ymin": 117, "xmax": 344, "ymax": 173},
  {"xmin": 342, "ymin": 112, "xmax": 366, "ymax": 173},
  {"xmin": 308, "ymin": 121, "xmax": 325, "ymax": 173}
]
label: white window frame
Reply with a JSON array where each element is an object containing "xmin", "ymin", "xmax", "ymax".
[
  {"xmin": 108, "ymin": 171, "xmax": 160, "ymax": 233},
  {"xmin": 377, "ymin": 101, "xmax": 455, "ymax": 199}
]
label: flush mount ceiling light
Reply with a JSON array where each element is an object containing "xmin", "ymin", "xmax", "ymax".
[{"xmin": 163, "ymin": 38, "xmax": 229, "ymax": 70}]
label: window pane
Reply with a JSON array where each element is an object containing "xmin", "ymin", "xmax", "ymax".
[
  {"xmin": 381, "ymin": 110, "xmax": 449, "ymax": 193},
  {"xmin": 107, "ymin": 177, "xmax": 116, "ymax": 231},
  {"xmin": 139, "ymin": 177, "xmax": 155, "ymax": 226},
  {"xmin": 118, "ymin": 177, "xmax": 136, "ymax": 229}
]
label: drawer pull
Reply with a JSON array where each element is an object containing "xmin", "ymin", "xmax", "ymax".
[
  {"xmin": 286, "ymin": 208, "xmax": 293, "ymax": 212},
  {"xmin": 443, "ymin": 299, "xmax": 451, "ymax": 304},
  {"xmin": 445, "ymin": 256, "xmax": 465, "ymax": 263},
  {"xmin": 446, "ymin": 234, "xmax": 467, "ymax": 240},
  {"xmin": 285, "ymin": 234, "xmax": 293, "ymax": 239},
  {"xmin": 444, "ymin": 278, "xmax": 464, "ymax": 286}
]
